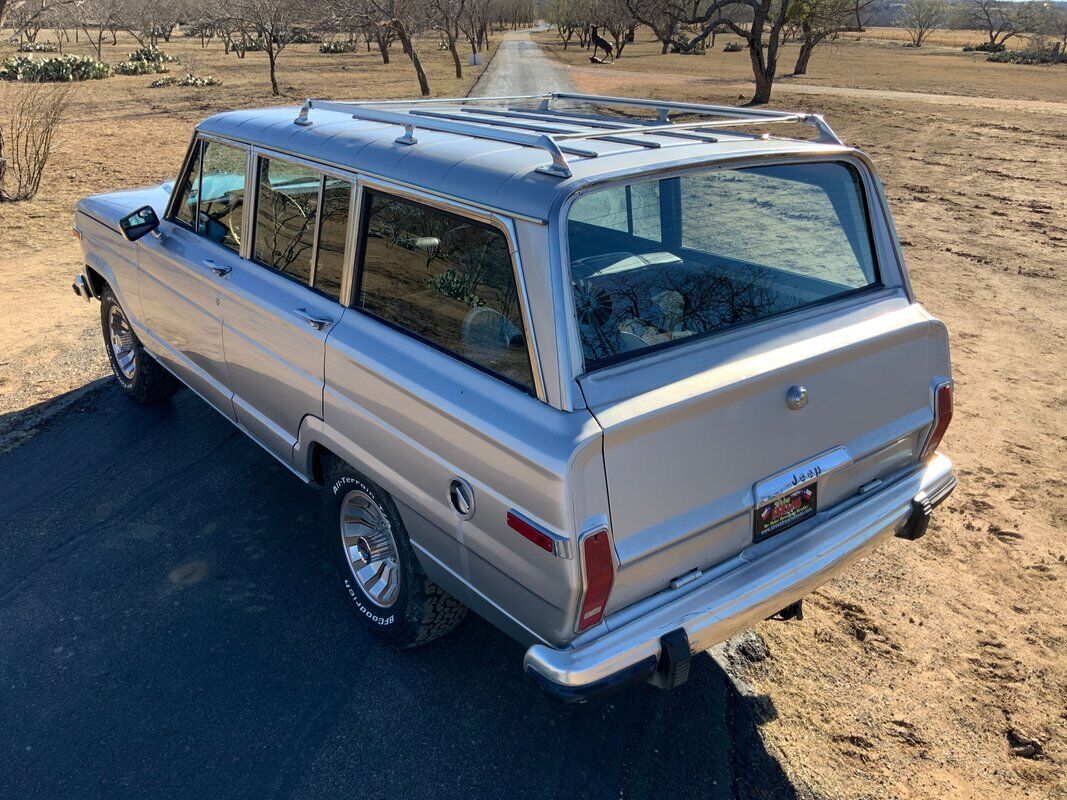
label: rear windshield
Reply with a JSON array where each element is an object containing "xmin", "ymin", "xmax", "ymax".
[{"xmin": 567, "ymin": 161, "xmax": 879, "ymax": 369}]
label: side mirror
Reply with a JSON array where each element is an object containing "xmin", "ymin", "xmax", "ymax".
[{"xmin": 119, "ymin": 205, "xmax": 159, "ymax": 242}]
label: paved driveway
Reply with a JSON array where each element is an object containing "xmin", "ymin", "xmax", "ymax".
[
  {"xmin": 1, "ymin": 384, "xmax": 798, "ymax": 800},
  {"xmin": 470, "ymin": 27, "xmax": 575, "ymax": 96}
]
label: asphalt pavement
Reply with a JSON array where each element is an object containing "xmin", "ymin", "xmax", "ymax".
[{"xmin": 0, "ymin": 381, "xmax": 800, "ymax": 800}]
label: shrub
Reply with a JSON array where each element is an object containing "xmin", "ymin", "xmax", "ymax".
[
  {"xmin": 290, "ymin": 29, "xmax": 322, "ymax": 44},
  {"xmin": 0, "ymin": 82, "xmax": 72, "ymax": 201},
  {"xmin": 115, "ymin": 46, "xmax": 175, "ymax": 75},
  {"xmin": 150, "ymin": 72, "xmax": 222, "ymax": 88},
  {"xmin": 17, "ymin": 41, "xmax": 57, "ymax": 53},
  {"xmin": 723, "ymin": 41, "xmax": 743, "ymax": 52},
  {"xmin": 987, "ymin": 48, "xmax": 1061, "ymax": 64},
  {"xmin": 963, "ymin": 41, "xmax": 1005, "ymax": 52},
  {"xmin": 0, "ymin": 54, "xmax": 111, "ymax": 81},
  {"xmin": 319, "ymin": 40, "xmax": 361, "ymax": 54},
  {"xmin": 244, "ymin": 38, "xmax": 269, "ymax": 52}
]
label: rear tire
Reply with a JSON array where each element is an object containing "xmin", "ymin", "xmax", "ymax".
[
  {"xmin": 99, "ymin": 286, "xmax": 179, "ymax": 404},
  {"xmin": 322, "ymin": 457, "xmax": 468, "ymax": 648}
]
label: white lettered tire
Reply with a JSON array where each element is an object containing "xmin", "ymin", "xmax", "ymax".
[{"xmin": 322, "ymin": 457, "xmax": 467, "ymax": 648}]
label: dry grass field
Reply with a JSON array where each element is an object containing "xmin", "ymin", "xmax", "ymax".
[
  {"xmin": 0, "ymin": 31, "xmax": 497, "ymax": 445},
  {"xmin": 535, "ymin": 27, "xmax": 1066, "ymax": 800},
  {"xmin": 1, "ymin": 23, "xmax": 1064, "ymax": 800}
]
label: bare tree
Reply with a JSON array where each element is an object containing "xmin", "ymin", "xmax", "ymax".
[
  {"xmin": 72, "ymin": 0, "xmax": 128, "ymax": 60},
  {"xmin": 429, "ymin": 0, "xmax": 467, "ymax": 77},
  {"xmin": 332, "ymin": 0, "xmax": 433, "ymax": 95},
  {"xmin": 789, "ymin": 0, "xmax": 860, "ymax": 74},
  {"xmin": 953, "ymin": 0, "xmax": 1033, "ymax": 47},
  {"xmin": 235, "ymin": 0, "xmax": 303, "ymax": 95},
  {"xmin": 629, "ymin": 0, "xmax": 797, "ymax": 103},
  {"xmin": 897, "ymin": 0, "xmax": 947, "ymax": 47},
  {"xmin": 593, "ymin": 0, "xmax": 638, "ymax": 57},
  {"xmin": 546, "ymin": 0, "xmax": 585, "ymax": 49},
  {"xmin": 0, "ymin": 83, "xmax": 72, "ymax": 203}
]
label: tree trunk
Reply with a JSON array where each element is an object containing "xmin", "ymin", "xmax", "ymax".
[
  {"xmin": 376, "ymin": 34, "xmax": 391, "ymax": 63},
  {"xmin": 793, "ymin": 38, "xmax": 815, "ymax": 74},
  {"xmin": 267, "ymin": 47, "xmax": 280, "ymax": 95},
  {"xmin": 448, "ymin": 39, "xmax": 463, "ymax": 78},
  {"xmin": 394, "ymin": 24, "xmax": 431, "ymax": 96},
  {"xmin": 410, "ymin": 48, "xmax": 431, "ymax": 95}
]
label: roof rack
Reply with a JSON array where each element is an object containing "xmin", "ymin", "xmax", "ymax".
[{"xmin": 293, "ymin": 92, "xmax": 844, "ymax": 179}]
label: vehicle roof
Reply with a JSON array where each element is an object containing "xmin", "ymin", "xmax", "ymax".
[{"xmin": 197, "ymin": 100, "xmax": 852, "ymax": 222}]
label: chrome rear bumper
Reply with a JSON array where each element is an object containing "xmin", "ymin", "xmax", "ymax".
[{"xmin": 524, "ymin": 453, "xmax": 955, "ymax": 702}]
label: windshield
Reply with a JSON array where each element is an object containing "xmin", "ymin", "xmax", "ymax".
[{"xmin": 567, "ymin": 161, "xmax": 880, "ymax": 369}]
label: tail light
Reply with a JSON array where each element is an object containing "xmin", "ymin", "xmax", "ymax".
[
  {"xmin": 577, "ymin": 528, "xmax": 615, "ymax": 632},
  {"xmin": 919, "ymin": 381, "xmax": 952, "ymax": 461}
]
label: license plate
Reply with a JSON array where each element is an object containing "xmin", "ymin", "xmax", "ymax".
[{"xmin": 754, "ymin": 484, "xmax": 817, "ymax": 541}]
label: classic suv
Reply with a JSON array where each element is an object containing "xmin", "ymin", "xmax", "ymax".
[{"xmin": 72, "ymin": 93, "xmax": 955, "ymax": 701}]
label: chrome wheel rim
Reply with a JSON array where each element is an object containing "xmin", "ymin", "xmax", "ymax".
[
  {"xmin": 340, "ymin": 489, "xmax": 401, "ymax": 608},
  {"xmin": 108, "ymin": 305, "xmax": 136, "ymax": 381}
]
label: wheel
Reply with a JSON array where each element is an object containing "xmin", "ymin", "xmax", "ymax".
[
  {"xmin": 322, "ymin": 457, "xmax": 468, "ymax": 648},
  {"xmin": 99, "ymin": 285, "xmax": 179, "ymax": 404}
]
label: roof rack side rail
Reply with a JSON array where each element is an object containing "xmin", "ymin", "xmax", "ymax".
[
  {"xmin": 546, "ymin": 93, "xmax": 843, "ymax": 144},
  {"xmin": 295, "ymin": 99, "xmax": 586, "ymax": 177}
]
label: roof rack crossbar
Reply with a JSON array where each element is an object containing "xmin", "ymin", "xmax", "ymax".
[
  {"xmin": 458, "ymin": 107, "xmax": 719, "ymax": 144},
  {"xmin": 410, "ymin": 109, "xmax": 662, "ymax": 150},
  {"xmin": 293, "ymin": 93, "xmax": 844, "ymax": 180}
]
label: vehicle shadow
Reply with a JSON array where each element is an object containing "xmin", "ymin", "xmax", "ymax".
[{"xmin": 0, "ymin": 384, "xmax": 800, "ymax": 800}]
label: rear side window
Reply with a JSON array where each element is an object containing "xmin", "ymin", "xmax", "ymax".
[
  {"xmin": 355, "ymin": 191, "xmax": 534, "ymax": 393},
  {"xmin": 567, "ymin": 161, "xmax": 879, "ymax": 369},
  {"xmin": 253, "ymin": 158, "xmax": 320, "ymax": 284},
  {"xmin": 250, "ymin": 157, "xmax": 352, "ymax": 302}
]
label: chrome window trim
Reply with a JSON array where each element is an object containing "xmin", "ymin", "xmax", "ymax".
[
  {"xmin": 164, "ymin": 137, "xmax": 202, "ymax": 222},
  {"xmin": 555, "ymin": 150, "xmax": 902, "ymax": 379},
  {"xmin": 192, "ymin": 128, "xmax": 549, "ymax": 226}
]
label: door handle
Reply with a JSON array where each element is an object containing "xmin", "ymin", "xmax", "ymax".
[
  {"xmin": 294, "ymin": 308, "xmax": 333, "ymax": 330},
  {"xmin": 203, "ymin": 259, "xmax": 231, "ymax": 277}
]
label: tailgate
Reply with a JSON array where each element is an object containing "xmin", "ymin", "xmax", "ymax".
[{"xmin": 578, "ymin": 294, "xmax": 951, "ymax": 614}]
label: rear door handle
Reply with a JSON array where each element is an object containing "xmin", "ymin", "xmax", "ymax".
[
  {"xmin": 294, "ymin": 308, "xmax": 333, "ymax": 330},
  {"xmin": 203, "ymin": 259, "xmax": 231, "ymax": 277}
]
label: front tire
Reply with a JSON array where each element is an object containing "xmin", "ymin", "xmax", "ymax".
[
  {"xmin": 99, "ymin": 286, "xmax": 179, "ymax": 404},
  {"xmin": 322, "ymin": 457, "xmax": 467, "ymax": 648}
]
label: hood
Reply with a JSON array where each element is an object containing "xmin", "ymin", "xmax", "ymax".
[{"xmin": 76, "ymin": 182, "xmax": 174, "ymax": 229}]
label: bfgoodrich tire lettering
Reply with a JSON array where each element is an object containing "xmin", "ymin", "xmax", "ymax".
[
  {"xmin": 322, "ymin": 457, "xmax": 467, "ymax": 648},
  {"xmin": 99, "ymin": 286, "xmax": 179, "ymax": 404}
]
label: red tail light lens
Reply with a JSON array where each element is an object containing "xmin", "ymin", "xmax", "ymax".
[
  {"xmin": 920, "ymin": 381, "xmax": 953, "ymax": 461},
  {"xmin": 577, "ymin": 529, "xmax": 614, "ymax": 632}
]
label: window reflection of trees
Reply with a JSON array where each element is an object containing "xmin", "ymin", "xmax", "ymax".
[
  {"xmin": 576, "ymin": 264, "xmax": 793, "ymax": 364},
  {"xmin": 254, "ymin": 160, "xmax": 319, "ymax": 280}
]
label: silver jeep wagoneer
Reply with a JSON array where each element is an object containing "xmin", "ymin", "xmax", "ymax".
[{"xmin": 73, "ymin": 93, "xmax": 955, "ymax": 701}]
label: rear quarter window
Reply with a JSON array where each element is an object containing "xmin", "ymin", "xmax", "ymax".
[{"xmin": 355, "ymin": 191, "xmax": 535, "ymax": 393}]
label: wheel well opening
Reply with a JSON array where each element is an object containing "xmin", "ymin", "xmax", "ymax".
[
  {"xmin": 85, "ymin": 265, "xmax": 107, "ymax": 298},
  {"xmin": 310, "ymin": 443, "xmax": 335, "ymax": 486}
]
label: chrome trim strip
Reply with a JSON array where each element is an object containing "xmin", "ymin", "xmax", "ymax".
[
  {"xmin": 509, "ymin": 508, "xmax": 573, "ymax": 559},
  {"xmin": 192, "ymin": 129, "xmax": 548, "ymax": 225},
  {"xmin": 754, "ymin": 446, "xmax": 853, "ymax": 506}
]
